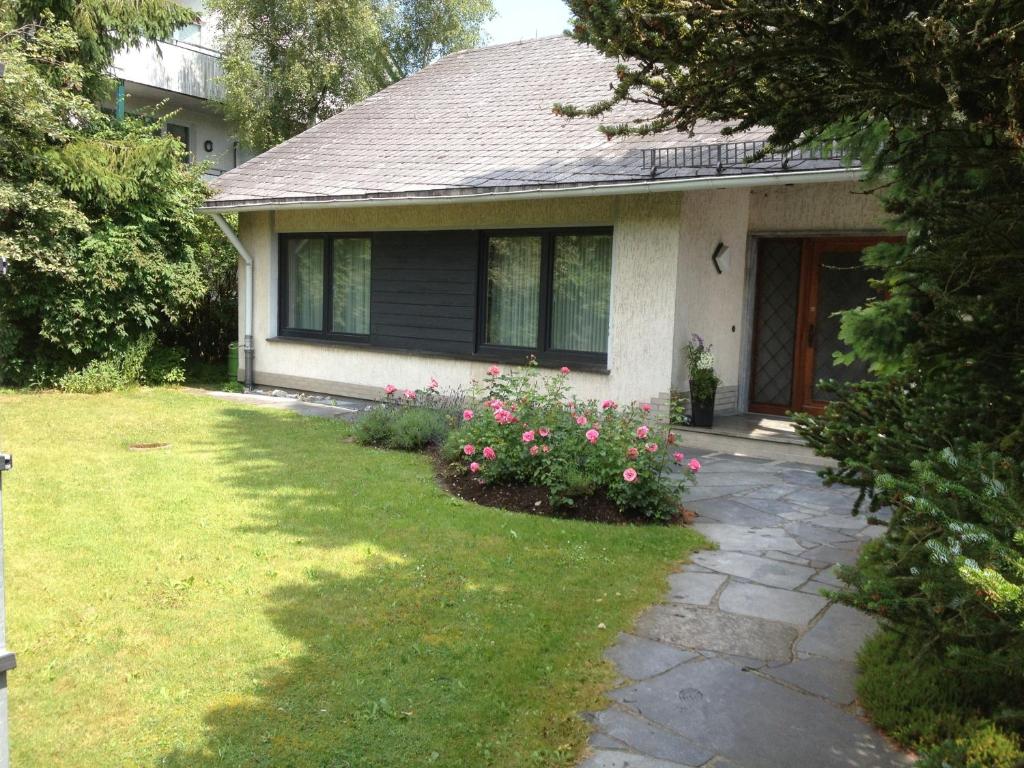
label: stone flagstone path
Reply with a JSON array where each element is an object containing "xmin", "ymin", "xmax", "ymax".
[{"xmin": 581, "ymin": 452, "xmax": 913, "ymax": 768}]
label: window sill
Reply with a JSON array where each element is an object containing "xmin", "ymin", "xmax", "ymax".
[{"xmin": 265, "ymin": 336, "xmax": 611, "ymax": 375}]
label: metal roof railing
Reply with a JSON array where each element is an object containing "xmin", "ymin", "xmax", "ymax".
[{"xmin": 641, "ymin": 140, "xmax": 854, "ymax": 173}]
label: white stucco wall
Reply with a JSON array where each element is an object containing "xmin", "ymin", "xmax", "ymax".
[
  {"xmin": 237, "ymin": 194, "xmax": 683, "ymax": 408},
  {"xmin": 673, "ymin": 188, "xmax": 752, "ymax": 393},
  {"xmin": 234, "ymin": 179, "xmax": 891, "ymax": 413},
  {"xmin": 748, "ymin": 181, "xmax": 887, "ymax": 234}
]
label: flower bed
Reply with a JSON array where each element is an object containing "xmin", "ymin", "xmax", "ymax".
[{"xmin": 439, "ymin": 364, "xmax": 699, "ymax": 522}]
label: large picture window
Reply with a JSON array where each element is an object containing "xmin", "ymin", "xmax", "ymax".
[
  {"xmin": 479, "ymin": 229, "xmax": 612, "ymax": 366},
  {"xmin": 279, "ymin": 234, "xmax": 371, "ymax": 340}
]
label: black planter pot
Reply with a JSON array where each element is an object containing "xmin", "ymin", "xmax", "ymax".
[{"xmin": 689, "ymin": 383, "xmax": 716, "ymax": 428}]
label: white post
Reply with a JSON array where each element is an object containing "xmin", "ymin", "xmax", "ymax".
[{"xmin": 0, "ymin": 453, "xmax": 14, "ymax": 768}]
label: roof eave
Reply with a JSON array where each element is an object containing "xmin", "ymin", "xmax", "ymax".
[{"xmin": 199, "ymin": 167, "xmax": 864, "ymax": 215}]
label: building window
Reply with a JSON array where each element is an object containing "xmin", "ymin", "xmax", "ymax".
[
  {"xmin": 279, "ymin": 235, "xmax": 371, "ymax": 340},
  {"xmin": 479, "ymin": 228, "xmax": 612, "ymax": 365}
]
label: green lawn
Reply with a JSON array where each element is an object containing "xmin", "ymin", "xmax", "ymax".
[{"xmin": 0, "ymin": 389, "xmax": 704, "ymax": 767}]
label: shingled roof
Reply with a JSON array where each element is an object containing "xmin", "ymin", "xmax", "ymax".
[{"xmin": 203, "ymin": 35, "xmax": 854, "ymax": 211}]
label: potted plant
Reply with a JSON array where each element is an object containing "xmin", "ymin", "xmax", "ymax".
[{"xmin": 685, "ymin": 334, "xmax": 721, "ymax": 428}]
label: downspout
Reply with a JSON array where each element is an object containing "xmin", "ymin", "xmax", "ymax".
[{"xmin": 210, "ymin": 213, "xmax": 255, "ymax": 391}]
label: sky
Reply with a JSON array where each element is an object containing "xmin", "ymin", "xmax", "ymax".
[{"xmin": 483, "ymin": 0, "xmax": 572, "ymax": 45}]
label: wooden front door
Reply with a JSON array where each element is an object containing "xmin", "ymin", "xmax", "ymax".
[{"xmin": 749, "ymin": 236, "xmax": 895, "ymax": 415}]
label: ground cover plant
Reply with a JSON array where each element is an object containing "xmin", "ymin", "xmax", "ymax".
[
  {"xmin": 0, "ymin": 388, "xmax": 704, "ymax": 767},
  {"xmin": 442, "ymin": 365, "xmax": 700, "ymax": 521}
]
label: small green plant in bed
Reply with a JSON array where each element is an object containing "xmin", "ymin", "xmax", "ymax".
[
  {"xmin": 443, "ymin": 362, "xmax": 701, "ymax": 521},
  {"xmin": 354, "ymin": 377, "xmax": 466, "ymax": 450}
]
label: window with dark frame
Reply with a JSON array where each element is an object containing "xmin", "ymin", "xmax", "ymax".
[
  {"xmin": 279, "ymin": 234, "xmax": 372, "ymax": 341},
  {"xmin": 275, "ymin": 228, "xmax": 614, "ymax": 370},
  {"xmin": 478, "ymin": 228, "xmax": 613, "ymax": 366}
]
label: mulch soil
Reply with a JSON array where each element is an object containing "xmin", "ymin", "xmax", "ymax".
[{"xmin": 431, "ymin": 449, "xmax": 695, "ymax": 526}]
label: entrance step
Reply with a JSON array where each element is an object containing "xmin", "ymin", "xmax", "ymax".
[{"xmin": 672, "ymin": 414, "xmax": 833, "ymax": 467}]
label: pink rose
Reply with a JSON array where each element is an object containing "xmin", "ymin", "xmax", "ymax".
[
  {"xmin": 529, "ymin": 445, "xmax": 539, "ymax": 456},
  {"xmin": 404, "ymin": 389, "xmax": 416, "ymax": 400},
  {"xmin": 567, "ymin": 400, "xmax": 575, "ymax": 410},
  {"xmin": 641, "ymin": 403, "xmax": 652, "ymax": 413},
  {"xmin": 463, "ymin": 409, "xmax": 474, "ymax": 421},
  {"xmin": 689, "ymin": 458, "xmax": 702, "ymax": 472},
  {"xmin": 538, "ymin": 427, "xmax": 550, "ymax": 437},
  {"xmin": 522, "ymin": 430, "xmax": 535, "ymax": 443},
  {"xmin": 623, "ymin": 467, "xmax": 638, "ymax": 482},
  {"xmin": 601, "ymin": 399, "xmax": 616, "ymax": 410},
  {"xmin": 627, "ymin": 447, "xmax": 639, "ymax": 459},
  {"xmin": 542, "ymin": 445, "xmax": 550, "ymax": 453},
  {"xmin": 576, "ymin": 415, "xmax": 588, "ymax": 426},
  {"xmin": 667, "ymin": 432, "xmax": 677, "ymax": 445},
  {"xmin": 488, "ymin": 399, "xmax": 504, "ymax": 410},
  {"xmin": 646, "ymin": 442, "xmax": 658, "ymax": 453},
  {"xmin": 463, "ymin": 444, "xmax": 475, "ymax": 456},
  {"xmin": 384, "ymin": 384, "xmax": 397, "ymax": 395},
  {"xmin": 469, "ymin": 461, "xmax": 480, "ymax": 473},
  {"xmin": 494, "ymin": 409, "xmax": 516, "ymax": 425},
  {"xmin": 487, "ymin": 365, "xmax": 501, "ymax": 376},
  {"xmin": 673, "ymin": 452, "xmax": 684, "ymax": 463},
  {"xmin": 428, "ymin": 377, "xmax": 438, "ymax": 390},
  {"xmin": 560, "ymin": 366, "xmax": 570, "ymax": 374},
  {"xmin": 585, "ymin": 429, "xmax": 600, "ymax": 444},
  {"xmin": 636, "ymin": 425, "xmax": 650, "ymax": 439},
  {"xmin": 483, "ymin": 446, "xmax": 496, "ymax": 460}
]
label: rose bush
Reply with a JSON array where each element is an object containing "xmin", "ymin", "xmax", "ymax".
[{"xmin": 443, "ymin": 364, "xmax": 699, "ymax": 521}]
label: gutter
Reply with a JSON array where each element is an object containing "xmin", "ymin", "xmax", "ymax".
[
  {"xmin": 199, "ymin": 167, "xmax": 862, "ymax": 214},
  {"xmin": 210, "ymin": 213, "xmax": 254, "ymax": 391}
]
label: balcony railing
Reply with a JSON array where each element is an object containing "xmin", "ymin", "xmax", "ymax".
[
  {"xmin": 112, "ymin": 38, "xmax": 224, "ymax": 102},
  {"xmin": 641, "ymin": 140, "xmax": 854, "ymax": 174}
]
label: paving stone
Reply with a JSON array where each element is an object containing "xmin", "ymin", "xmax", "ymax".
[
  {"xmin": 780, "ymin": 468, "xmax": 826, "ymax": 486},
  {"xmin": 718, "ymin": 582, "xmax": 829, "ymax": 626},
  {"xmin": 666, "ymin": 572, "xmax": 727, "ymax": 607},
  {"xmin": 590, "ymin": 709, "xmax": 716, "ymax": 766},
  {"xmin": 606, "ymin": 634, "xmax": 699, "ymax": 680},
  {"xmin": 692, "ymin": 550, "xmax": 815, "ymax": 589},
  {"xmin": 762, "ymin": 550, "xmax": 811, "ymax": 566},
  {"xmin": 857, "ymin": 524, "xmax": 888, "ymax": 541},
  {"xmin": 610, "ymin": 659, "xmax": 911, "ymax": 768},
  {"xmin": 736, "ymin": 484, "xmax": 793, "ymax": 500},
  {"xmin": 694, "ymin": 472, "xmax": 771, "ymax": 487},
  {"xmin": 787, "ymin": 487, "xmax": 858, "ymax": 508},
  {"xmin": 808, "ymin": 513, "xmax": 869, "ymax": 530},
  {"xmin": 766, "ymin": 656, "xmax": 859, "ymax": 705},
  {"xmin": 778, "ymin": 510, "xmax": 814, "ymax": 521},
  {"xmin": 783, "ymin": 521, "xmax": 855, "ymax": 545},
  {"xmin": 798, "ymin": 581, "xmax": 831, "ymax": 596},
  {"xmin": 579, "ymin": 750, "xmax": 699, "ymax": 768},
  {"xmin": 802, "ymin": 544, "xmax": 861, "ymax": 567},
  {"xmin": 728, "ymin": 496, "xmax": 807, "ymax": 519},
  {"xmin": 813, "ymin": 567, "xmax": 845, "ymax": 587},
  {"xmin": 687, "ymin": 498, "xmax": 783, "ymax": 527},
  {"xmin": 797, "ymin": 604, "xmax": 879, "ymax": 662},
  {"xmin": 589, "ymin": 732, "xmax": 630, "ymax": 750},
  {"xmin": 635, "ymin": 604, "xmax": 798, "ymax": 662},
  {"xmin": 683, "ymin": 484, "xmax": 763, "ymax": 502},
  {"xmin": 690, "ymin": 523, "xmax": 805, "ymax": 554}
]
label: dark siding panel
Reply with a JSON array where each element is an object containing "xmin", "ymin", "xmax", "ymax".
[{"xmin": 370, "ymin": 231, "xmax": 478, "ymax": 353}]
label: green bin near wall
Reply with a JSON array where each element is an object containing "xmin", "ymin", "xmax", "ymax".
[{"xmin": 227, "ymin": 342, "xmax": 239, "ymax": 380}]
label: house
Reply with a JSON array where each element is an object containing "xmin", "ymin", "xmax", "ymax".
[
  {"xmin": 201, "ymin": 35, "xmax": 892, "ymax": 420},
  {"xmin": 110, "ymin": 0, "xmax": 251, "ymax": 179}
]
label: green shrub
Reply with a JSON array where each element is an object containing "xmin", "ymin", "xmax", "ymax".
[
  {"xmin": 354, "ymin": 393, "xmax": 454, "ymax": 452},
  {"xmin": 858, "ymin": 630, "xmax": 1024, "ymax": 768},
  {"xmin": 385, "ymin": 408, "xmax": 450, "ymax": 451},
  {"xmin": 57, "ymin": 334, "xmax": 185, "ymax": 393},
  {"xmin": 354, "ymin": 409, "xmax": 395, "ymax": 447},
  {"xmin": 444, "ymin": 363, "xmax": 699, "ymax": 520}
]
